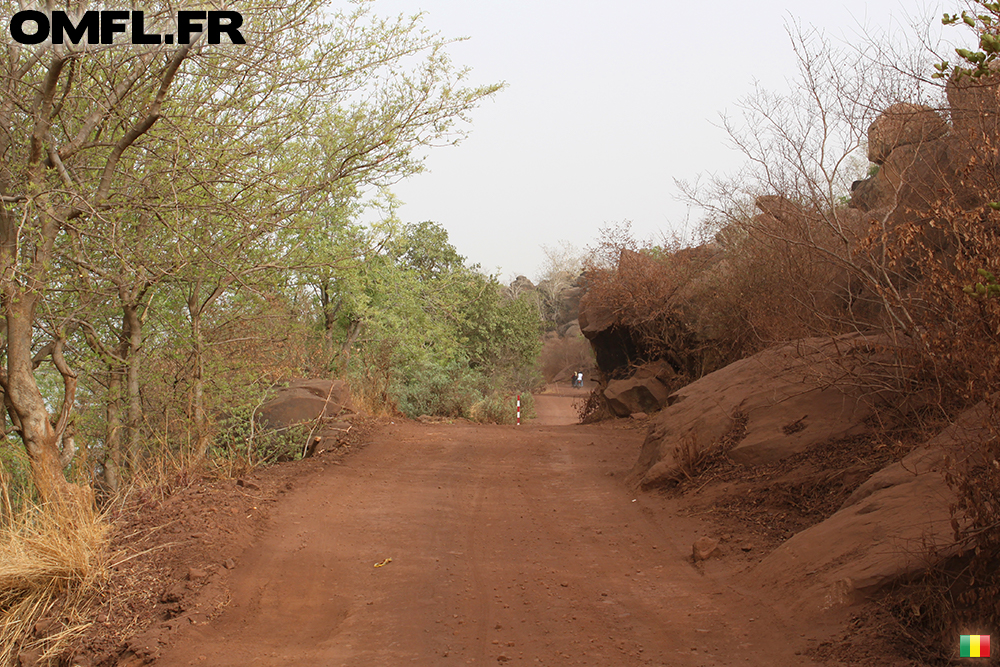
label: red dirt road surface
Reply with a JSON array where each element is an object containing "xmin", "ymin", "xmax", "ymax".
[{"xmin": 155, "ymin": 392, "xmax": 824, "ymax": 666}]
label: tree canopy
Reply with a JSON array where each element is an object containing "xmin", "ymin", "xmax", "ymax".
[{"xmin": 0, "ymin": 0, "xmax": 540, "ymax": 500}]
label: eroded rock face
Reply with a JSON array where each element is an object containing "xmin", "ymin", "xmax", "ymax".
[
  {"xmin": 947, "ymin": 65, "xmax": 1000, "ymax": 140},
  {"xmin": 867, "ymin": 102, "xmax": 948, "ymax": 165},
  {"xmin": 749, "ymin": 402, "xmax": 989, "ymax": 616},
  {"xmin": 631, "ymin": 333, "xmax": 912, "ymax": 489},
  {"xmin": 257, "ymin": 379, "xmax": 355, "ymax": 429}
]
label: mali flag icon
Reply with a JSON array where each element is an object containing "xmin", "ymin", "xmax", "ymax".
[{"xmin": 961, "ymin": 634, "xmax": 991, "ymax": 657}]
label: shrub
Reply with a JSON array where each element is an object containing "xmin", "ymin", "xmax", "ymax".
[
  {"xmin": 212, "ymin": 403, "xmax": 313, "ymax": 466},
  {"xmin": 393, "ymin": 359, "xmax": 483, "ymax": 419},
  {"xmin": 470, "ymin": 392, "xmax": 535, "ymax": 425}
]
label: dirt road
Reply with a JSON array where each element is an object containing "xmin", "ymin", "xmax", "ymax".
[{"xmin": 155, "ymin": 392, "xmax": 823, "ymax": 666}]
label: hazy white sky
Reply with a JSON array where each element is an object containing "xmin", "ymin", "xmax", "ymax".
[{"xmin": 371, "ymin": 0, "xmax": 947, "ymax": 281}]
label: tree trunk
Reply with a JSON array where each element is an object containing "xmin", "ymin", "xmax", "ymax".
[
  {"xmin": 189, "ymin": 305, "xmax": 210, "ymax": 459},
  {"xmin": 339, "ymin": 318, "xmax": 363, "ymax": 371},
  {"xmin": 102, "ymin": 368, "xmax": 124, "ymax": 493},
  {"xmin": 5, "ymin": 297, "xmax": 74, "ymax": 504},
  {"xmin": 124, "ymin": 304, "xmax": 143, "ymax": 465}
]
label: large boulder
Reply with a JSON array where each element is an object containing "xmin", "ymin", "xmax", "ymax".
[
  {"xmin": 867, "ymin": 102, "xmax": 948, "ymax": 165},
  {"xmin": 577, "ymin": 290, "xmax": 638, "ymax": 378},
  {"xmin": 603, "ymin": 361, "xmax": 677, "ymax": 417},
  {"xmin": 850, "ymin": 134, "xmax": 990, "ymax": 222},
  {"xmin": 852, "ymin": 82, "xmax": 1000, "ymax": 218},
  {"xmin": 631, "ymin": 333, "xmax": 912, "ymax": 489},
  {"xmin": 256, "ymin": 379, "xmax": 355, "ymax": 429},
  {"xmin": 749, "ymin": 402, "xmax": 988, "ymax": 616}
]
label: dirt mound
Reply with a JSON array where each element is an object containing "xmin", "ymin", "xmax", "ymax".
[{"xmin": 631, "ymin": 332, "xmax": 915, "ymax": 489}]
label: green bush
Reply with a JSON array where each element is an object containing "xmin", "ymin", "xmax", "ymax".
[
  {"xmin": 470, "ymin": 392, "xmax": 535, "ymax": 425},
  {"xmin": 211, "ymin": 404, "xmax": 313, "ymax": 465},
  {"xmin": 394, "ymin": 359, "xmax": 483, "ymax": 419}
]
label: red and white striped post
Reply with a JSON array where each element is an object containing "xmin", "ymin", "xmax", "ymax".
[{"xmin": 516, "ymin": 395, "xmax": 521, "ymax": 425}]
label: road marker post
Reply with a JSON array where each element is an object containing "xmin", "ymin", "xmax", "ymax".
[{"xmin": 516, "ymin": 395, "xmax": 521, "ymax": 425}]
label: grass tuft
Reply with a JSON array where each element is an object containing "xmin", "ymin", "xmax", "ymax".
[{"xmin": 0, "ymin": 466, "xmax": 109, "ymax": 667}]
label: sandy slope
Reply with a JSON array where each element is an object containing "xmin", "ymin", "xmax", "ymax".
[{"xmin": 153, "ymin": 393, "xmax": 824, "ymax": 666}]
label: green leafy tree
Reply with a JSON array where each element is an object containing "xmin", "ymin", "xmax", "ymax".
[
  {"xmin": 0, "ymin": 0, "xmax": 501, "ymax": 501},
  {"xmin": 936, "ymin": 2, "xmax": 1000, "ymax": 79},
  {"xmin": 312, "ymin": 218, "xmax": 541, "ymax": 419}
]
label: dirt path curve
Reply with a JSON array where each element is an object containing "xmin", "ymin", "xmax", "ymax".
[{"xmin": 156, "ymin": 395, "xmax": 822, "ymax": 667}]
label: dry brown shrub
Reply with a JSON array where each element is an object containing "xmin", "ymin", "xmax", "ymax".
[
  {"xmin": 706, "ymin": 201, "xmax": 877, "ymax": 354},
  {"xmin": 582, "ymin": 208, "xmax": 870, "ymax": 381},
  {"xmin": 0, "ymin": 483, "xmax": 109, "ymax": 667},
  {"xmin": 582, "ymin": 226, "xmax": 734, "ymax": 377},
  {"xmin": 576, "ymin": 387, "xmax": 613, "ymax": 424}
]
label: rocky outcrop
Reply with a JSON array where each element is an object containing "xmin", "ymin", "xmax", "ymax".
[
  {"xmin": 518, "ymin": 273, "xmax": 597, "ymax": 385},
  {"xmin": 749, "ymin": 402, "xmax": 989, "ymax": 616},
  {"xmin": 867, "ymin": 102, "xmax": 948, "ymax": 165},
  {"xmin": 508, "ymin": 275, "xmax": 536, "ymax": 297},
  {"xmin": 553, "ymin": 285, "xmax": 585, "ymax": 330},
  {"xmin": 851, "ymin": 75, "xmax": 998, "ymax": 217},
  {"xmin": 532, "ymin": 275, "xmax": 586, "ymax": 332},
  {"xmin": 577, "ymin": 247, "xmax": 724, "ymax": 382},
  {"xmin": 631, "ymin": 333, "xmax": 913, "ymax": 489},
  {"xmin": 855, "ymin": 136, "xmax": 986, "ymax": 216}
]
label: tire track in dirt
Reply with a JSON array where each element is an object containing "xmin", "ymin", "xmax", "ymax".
[
  {"xmin": 466, "ymin": 479, "xmax": 491, "ymax": 664},
  {"xmin": 154, "ymin": 405, "xmax": 823, "ymax": 666}
]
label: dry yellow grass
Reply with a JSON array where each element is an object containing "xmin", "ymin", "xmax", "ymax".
[{"xmin": 0, "ymin": 465, "xmax": 109, "ymax": 667}]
